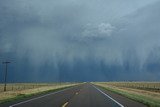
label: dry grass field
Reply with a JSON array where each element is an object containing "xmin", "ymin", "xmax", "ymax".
[
  {"xmin": 98, "ymin": 82, "xmax": 160, "ymax": 92},
  {"xmin": 100, "ymin": 82, "xmax": 160, "ymax": 91},
  {"xmin": 0, "ymin": 83, "xmax": 78, "ymax": 103},
  {"xmin": 94, "ymin": 82, "xmax": 160, "ymax": 107},
  {"xmin": 0, "ymin": 83, "xmax": 73, "ymax": 92}
]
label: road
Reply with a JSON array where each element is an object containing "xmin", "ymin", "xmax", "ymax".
[{"xmin": 0, "ymin": 83, "xmax": 146, "ymax": 107}]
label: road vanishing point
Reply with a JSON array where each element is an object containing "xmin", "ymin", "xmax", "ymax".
[{"xmin": 0, "ymin": 83, "xmax": 146, "ymax": 107}]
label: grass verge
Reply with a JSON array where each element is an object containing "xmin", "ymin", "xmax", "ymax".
[
  {"xmin": 0, "ymin": 85, "xmax": 74, "ymax": 104},
  {"xmin": 95, "ymin": 84, "xmax": 160, "ymax": 107}
]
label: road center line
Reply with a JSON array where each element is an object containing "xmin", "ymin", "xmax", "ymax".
[
  {"xmin": 75, "ymin": 92, "xmax": 78, "ymax": 95},
  {"xmin": 62, "ymin": 102, "xmax": 69, "ymax": 107},
  {"xmin": 92, "ymin": 85, "xmax": 124, "ymax": 107},
  {"xmin": 9, "ymin": 86, "xmax": 75, "ymax": 107}
]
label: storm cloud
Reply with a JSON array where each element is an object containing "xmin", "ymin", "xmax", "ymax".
[{"xmin": 0, "ymin": 0, "xmax": 160, "ymax": 82}]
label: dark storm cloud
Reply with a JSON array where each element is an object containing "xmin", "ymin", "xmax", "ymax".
[{"xmin": 0, "ymin": 0, "xmax": 160, "ymax": 82}]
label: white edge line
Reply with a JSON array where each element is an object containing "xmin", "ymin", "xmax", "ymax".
[
  {"xmin": 92, "ymin": 85, "xmax": 124, "ymax": 107},
  {"xmin": 9, "ymin": 87, "xmax": 74, "ymax": 107}
]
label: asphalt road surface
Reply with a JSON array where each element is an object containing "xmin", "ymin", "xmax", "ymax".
[{"xmin": 0, "ymin": 83, "xmax": 146, "ymax": 107}]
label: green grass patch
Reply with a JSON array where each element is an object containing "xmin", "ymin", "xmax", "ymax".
[{"xmin": 98, "ymin": 85, "xmax": 160, "ymax": 107}]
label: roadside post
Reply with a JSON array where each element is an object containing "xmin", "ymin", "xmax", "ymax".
[{"xmin": 2, "ymin": 61, "xmax": 11, "ymax": 91}]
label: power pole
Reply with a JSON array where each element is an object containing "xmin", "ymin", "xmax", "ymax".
[{"xmin": 2, "ymin": 61, "xmax": 11, "ymax": 91}]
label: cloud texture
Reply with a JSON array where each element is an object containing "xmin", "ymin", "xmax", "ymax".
[{"xmin": 0, "ymin": 0, "xmax": 160, "ymax": 82}]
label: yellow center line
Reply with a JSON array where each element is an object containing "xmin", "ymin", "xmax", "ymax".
[
  {"xmin": 61, "ymin": 92, "xmax": 79, "ymax": 107},
  {"xmin": 62, "ymin": 102, "xmax": 68, "ymax": 107}
]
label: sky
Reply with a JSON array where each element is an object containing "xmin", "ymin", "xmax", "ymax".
[{"xmin": 0, "ymin": 0, "xmax": 160, "ymax": 82}]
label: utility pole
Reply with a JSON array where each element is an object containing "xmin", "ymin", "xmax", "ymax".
[{"xmin": 2, "ymin": 61, "xmax": 11, "ymax": 91}]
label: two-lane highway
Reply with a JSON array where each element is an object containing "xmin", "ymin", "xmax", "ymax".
[
  {"xmin": 0, "ymin": 83, "xmax": 146, "ymax": 107},
  {"xmin": 66, "ymin": 83, "xmax": 122, "ymax": 107}
]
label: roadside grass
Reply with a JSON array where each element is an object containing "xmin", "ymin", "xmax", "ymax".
[
  {"xmin": 0, "ymin": 83, "xmax": 78, "ymax": 104},
  {"xmin": 0, "ymin": 83, "xmax": 75, "ymax": 92},
  {"xmin": 97, "ymin": 82, "xmax": 160, "ymax": 92},
  {"xmin": 94, "ymin": 83, "xmax": 160, "ymax": 107}
]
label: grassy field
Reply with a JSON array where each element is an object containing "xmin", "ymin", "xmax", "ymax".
[
  {"xmin": 94, "ymin": 82, "xmax": 160, "ymax": 107},
  {"xmin": 100, "ymin": 82, "xmax": 160, "ymax": 92},
  {"xmin": 0, "ymin": 83, "xmax": 75, "ymax": 92},
  {"xmin": 0, "ymin": 83, "xmax": 79, "ymax": 103}
]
